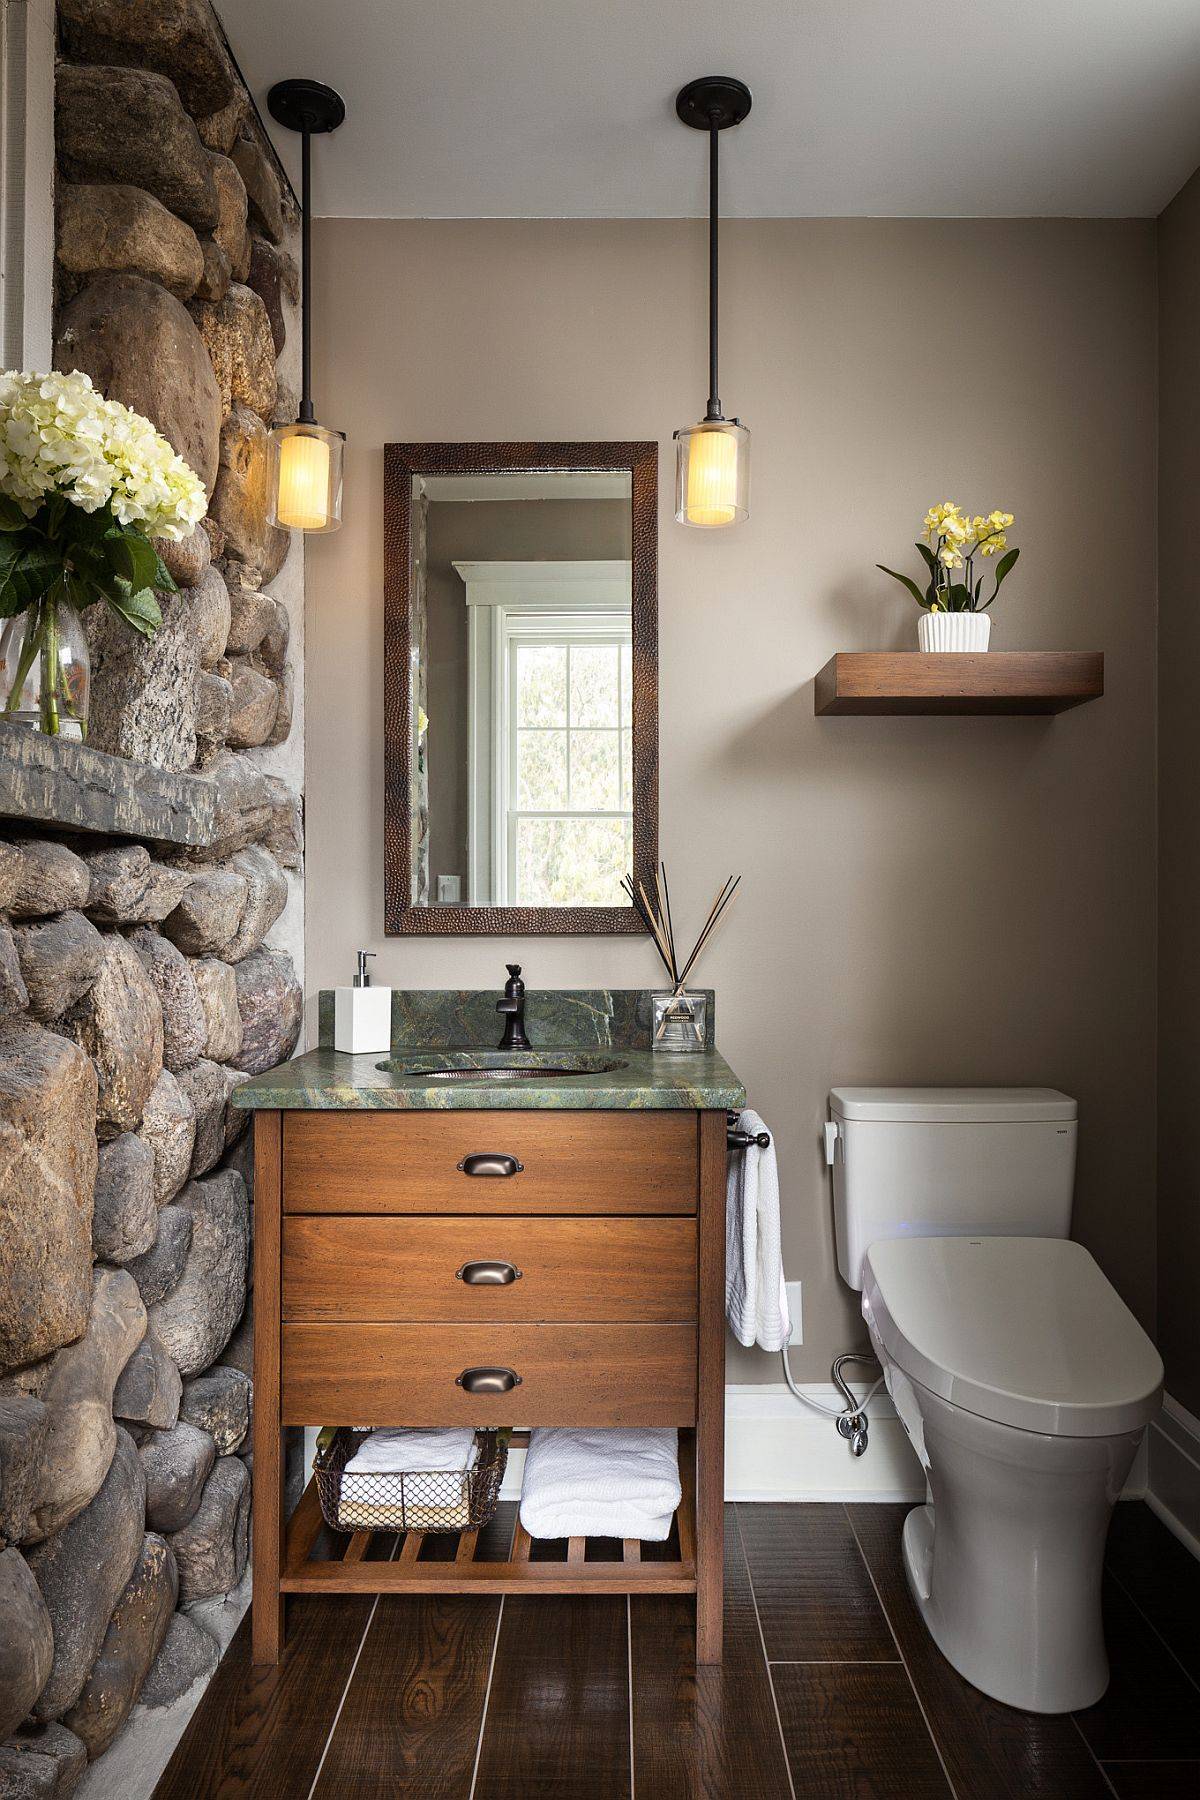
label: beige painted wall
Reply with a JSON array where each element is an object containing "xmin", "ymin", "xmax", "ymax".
[
  {"xmin": 305, "ymin": 217, "xmax": 1157, "ymax": 1385},
  {"xmin": 1157, "ymin": 170, "xmax": 1200, "ymax": 1419}
]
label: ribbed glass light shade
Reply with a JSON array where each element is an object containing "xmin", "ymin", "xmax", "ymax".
[
  {"xmin": 674, "ymin": 419, "xmax": 750, "ymax": 527},
  {"xmin": 269, "ymin": 421, "xmax": 344, "ymax": 532}
]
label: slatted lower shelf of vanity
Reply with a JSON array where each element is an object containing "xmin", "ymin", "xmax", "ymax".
[{"xmin": 281, "ymin": 1429, "xmax": 697, "ymax": 1596}]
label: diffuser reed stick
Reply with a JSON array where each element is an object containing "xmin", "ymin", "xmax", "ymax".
[{"xmin": 622, "ymin": 863, "xmax": 741, "ymax": 1046}]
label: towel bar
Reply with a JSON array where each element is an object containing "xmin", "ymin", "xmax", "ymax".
[{"xmin": 726, "ymin": 1110, "xmax": 769, "ymax": 1150}]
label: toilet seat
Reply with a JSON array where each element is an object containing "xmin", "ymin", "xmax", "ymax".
[{"xmin": 862, "ymin": 1237, "xmax": 1162, "ymax": 1438}]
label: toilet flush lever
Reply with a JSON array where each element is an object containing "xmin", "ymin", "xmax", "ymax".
[{"xmin": 823, "ymin": 1121, "xmax": 839, "ymax": 1166}]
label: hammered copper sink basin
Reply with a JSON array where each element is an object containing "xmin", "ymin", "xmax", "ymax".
[{"xmin": 374, "ymin": 1051, "xmax": 628, "ymax": 1081}]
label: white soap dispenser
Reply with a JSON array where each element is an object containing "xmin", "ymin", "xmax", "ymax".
[{"xmin": 334, "ymin": 951, "xmax": 392, "ymax": 1055}]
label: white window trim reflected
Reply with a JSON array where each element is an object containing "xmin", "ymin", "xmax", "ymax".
[{"xmin": 454, "ymin": 560, "xmax": 632, "ymax": 907}]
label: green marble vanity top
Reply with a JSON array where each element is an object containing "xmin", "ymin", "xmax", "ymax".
[
  {"xmin": 232, "ymin": 1044, "xmax": 745, "ymax": 1111},
  {"xmin": 233, "ymin": 986, "xmax": 745, "ymax": 1110}
]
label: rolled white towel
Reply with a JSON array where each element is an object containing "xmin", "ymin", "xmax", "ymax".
[
  {"xmin": 519, "ymin": 1427, "xmax": 681, "ymax": 1542},
  {"xmin": 343, "ymin": 1427, "xmax": 479, "ymax": 1475}
]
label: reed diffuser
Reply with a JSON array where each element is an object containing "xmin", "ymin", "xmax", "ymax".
[{"xmin": 621, "ymin": 864, "xmax": 740, "ymax": 1052}]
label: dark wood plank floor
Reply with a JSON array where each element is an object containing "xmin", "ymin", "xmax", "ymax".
[{"xmin": 155, "ymin": 1500, "xmax": 1200, "ymax": 1800}]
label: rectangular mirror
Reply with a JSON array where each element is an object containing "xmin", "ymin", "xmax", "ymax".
[{"xmin": 384, "ymin": 443, "xmax": 658, "ymax": 933}]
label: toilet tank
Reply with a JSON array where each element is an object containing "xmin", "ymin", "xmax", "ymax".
[{"xmin": 829, "ymin": 1087, "xmax": 1078, "ymax": 1291}]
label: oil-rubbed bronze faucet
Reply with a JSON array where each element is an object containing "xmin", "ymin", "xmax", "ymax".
[{"xmin": 496, "ymin": 963, "xmax": 530, "ymax": 1049}]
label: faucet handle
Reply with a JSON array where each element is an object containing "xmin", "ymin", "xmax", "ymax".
[{"xmin": 506, "ymin": 963, "xmax": 522, "ymax": 981}]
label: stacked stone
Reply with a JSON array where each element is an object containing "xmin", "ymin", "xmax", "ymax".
[
  {"xmin": 52, "ymin": 0, "xmax": 301, "ymax": 771},
  {"xmin": 0, "ymin": 3, "xmax": 306, "ymax": 1789}
]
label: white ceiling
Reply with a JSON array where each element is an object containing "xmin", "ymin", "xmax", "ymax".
[{"xmin": 226, "ymin": 0, "xmax": 1200, "ymax": 220}]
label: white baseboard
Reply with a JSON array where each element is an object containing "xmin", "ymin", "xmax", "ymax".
[
  {"xmin": 722, "ymin": 1384, "xmax": 926, "ymax": 1501},
  {"xmin": 1147, "ymin": 1393, "xmax": 1200, "ymax": 1556}
]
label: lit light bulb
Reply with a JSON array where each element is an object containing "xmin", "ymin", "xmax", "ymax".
[{"xmin": 686, "ymin": 427, "xmax": 738, "ymax": 525}]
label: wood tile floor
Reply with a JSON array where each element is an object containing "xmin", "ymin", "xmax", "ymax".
[{"xmin": 155, "ymin": 1500, "xmax": 1200, "ymax": 1799}]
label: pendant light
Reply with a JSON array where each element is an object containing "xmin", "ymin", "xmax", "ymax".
[
  {"xmin": 266, "ymin": 78, "xmax": 346, "ymax": 533},
  {"xmin": 673, "ymin": 77, "xmax": 752, "ymax": 528}
]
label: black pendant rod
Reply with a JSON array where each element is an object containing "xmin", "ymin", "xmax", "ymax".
[
  {"xmin": 265, "ymin": 79, "xmax": 345, "ymax": 429},
  {"xmin": 299, "ymin": 123, "xmax": 314, "ymax": 424},
  {"xmin": 707, "ymin": 113, "xmax": 721, "ymax": 421},
  {"xmin": 674, "ymin": 78, "xmax": 751, "ymax": 424}
]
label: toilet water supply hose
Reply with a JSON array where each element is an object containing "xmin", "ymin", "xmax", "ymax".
[{"xmin": 780, "ymin": 1336, "xmax": 885, "ymax": 1457}]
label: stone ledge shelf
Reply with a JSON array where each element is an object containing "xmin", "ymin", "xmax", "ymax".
[{"xmin": 0, "ymin": 722, "xmax": 217, "ymax": 847}]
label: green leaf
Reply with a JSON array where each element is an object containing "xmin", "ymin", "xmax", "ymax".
[
  {"xmin": 0, "ymin": 495, "xmax": 28, "ymax": 532},
  {"xmin": 0, "ymin": 541, "xmax": 61, "ymax": 618},
  {"xmin": 103, "ymin": 528, "xmax": 161, "ymax": 595},
  {"xmin": 103, "ymin": 584, "xmax": 162, "ymax": 639},
  {"xmin": 66, "ymin": 501, "xmax": 119, "ymax": 541},
  {"xmin": 945, "ymin": 582, "xmax": 973, "ymax": 613},
  {"xmin": 914, "ymin": 541, "xmax": 938, "ymax": 577},
  {"xmin": 979, "ymin": 546, "xmax": 1019, "ymax": 610},
  {"xmin": 876, "ymin": 564, "xmax": 930, "ymax": 609},
  {"xmin": 150, "ymin": 549, "xmax": 178, "ymax": 595}
]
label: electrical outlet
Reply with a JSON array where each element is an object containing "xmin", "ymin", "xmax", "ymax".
[
  {"xmin": 785, "ymin": 1280, "xmax": 803, "ymax": 1343},
  {"xmin": 436, "ymin": 874, "xmax": 461, "ymax": 904}
]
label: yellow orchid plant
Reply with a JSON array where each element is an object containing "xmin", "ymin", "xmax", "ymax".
[{"xmin": 878, "ymin": 501, "xmax": 1019, "ymax": 613}]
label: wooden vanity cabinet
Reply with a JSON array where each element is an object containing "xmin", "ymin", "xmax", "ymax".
[{"xmin": 252, "ymin": 1107, "xmax": 728, "ymax": 1666}]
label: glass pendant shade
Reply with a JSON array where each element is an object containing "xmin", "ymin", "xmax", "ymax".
[
  {"xmin": 674, "ymin": 419, "xmax": 750, "ymax": 527},
  {"xmin": 269, "ymin": 422, "xmax": 344, "ymax": 532}
]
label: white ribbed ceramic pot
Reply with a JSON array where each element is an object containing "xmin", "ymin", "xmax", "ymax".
[{"xmin": 918, "ymin": 611, "xmax": 992, "ymax": 652}]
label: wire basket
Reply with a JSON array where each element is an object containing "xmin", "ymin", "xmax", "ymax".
[{"xmin": 312, "ymin": 1428, "xmax": 507, "ymax": 1535}]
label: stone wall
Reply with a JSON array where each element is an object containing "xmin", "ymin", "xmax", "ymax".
[{"xmin": 0, "ymin": 4, "xmax": 305, "ymax": 1790}]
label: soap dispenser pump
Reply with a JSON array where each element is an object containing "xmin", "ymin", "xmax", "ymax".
[{"xmin": 334, "ymin": 949, "xmax": 392, "ymax": 1055}]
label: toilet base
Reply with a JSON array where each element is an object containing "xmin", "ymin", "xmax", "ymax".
[{"xmin": 889, "ymin": 1376, "xmax": 1146, "ymax": 1715}]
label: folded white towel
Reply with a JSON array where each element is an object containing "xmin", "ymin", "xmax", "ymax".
[
  {"xmin": 344, "ymin": 1427, "xmax": 479, "ymax": 1476},
  {"xmin": 519, "ymin": 1427, "xmax": 681, "ymax": 1542},
  {"xmin": 337, "ymin": 1428, "xmax": 481, "ymax": 1530},
  {"xmin": 725, "ymin": 1108, "xmax": 791, "ymax": 1352}
]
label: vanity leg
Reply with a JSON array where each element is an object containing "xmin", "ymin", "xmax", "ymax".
[
  {"xmin": 252, "ymin": 1110, "xmax": 285, "ymax": 1665},
  {"xmin": 696, "ymin": 1109, "xmax": 726, "ymax": 1664}
]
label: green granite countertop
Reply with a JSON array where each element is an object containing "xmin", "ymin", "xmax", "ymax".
[{"xmin": 232, "ymin": 1045, "xmax": 746, "ymax": 1112}]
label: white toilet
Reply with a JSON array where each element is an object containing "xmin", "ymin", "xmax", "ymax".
[{"xmin": 828, "ymin": 1086, "xmax": 1163, "ymax": 1715}]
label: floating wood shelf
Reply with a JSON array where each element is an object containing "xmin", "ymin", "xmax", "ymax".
[
  {"xmin": 281, "ymin": 1429, "xmax": 696, "ymax": 1598},
  {"xmin": 814, "ymin": 652, "xmax": 1104, "ymax": 716}
]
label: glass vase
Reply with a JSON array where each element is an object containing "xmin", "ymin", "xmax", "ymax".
[
  {"xmin": 0, "ymin": 594, "xmax": 90, "ymax": 740},
  {"xmin": 651, "ymin": 989, "xmax": 708, "ymax": 1053}
]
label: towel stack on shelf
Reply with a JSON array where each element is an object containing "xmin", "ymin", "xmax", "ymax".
[
  {"xmin": 518, "ymin": 1426, "xmax": 682, "ymax": 1541},
  {"xmin": 337, "ymin": 1427, "xmax": 479, "ymax": 1530}
]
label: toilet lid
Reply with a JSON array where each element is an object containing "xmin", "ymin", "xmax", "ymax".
[{"xmin": 862, "ymin": 1238, "xmax": 1163, "ymax": 1437}]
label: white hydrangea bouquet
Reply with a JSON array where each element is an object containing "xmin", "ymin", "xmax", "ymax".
[{"xmin": 0, "ymin": 369, "xmax": 206, "ymax": 737}]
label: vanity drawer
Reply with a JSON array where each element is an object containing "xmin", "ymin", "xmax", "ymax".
[
  {"xmin": 280, "ymin": 1323, "xmax": 697, "ymax": 1426},
  {"xmin": 282, "ymin": 1111, "xmax": 698, "ymax": 1215},
  {"xmin": 282, "ymin": 1215, "xmax": 697, "ymax": 1322}
]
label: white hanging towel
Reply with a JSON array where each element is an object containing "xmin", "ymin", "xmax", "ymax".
[
  {"xmin": 519, "ymin": 1427, "xmax": 681, "ymax": 1541},
  {"xmin": 725, "ymin": 1108, "xmax": 791, "ymax": 1351}
]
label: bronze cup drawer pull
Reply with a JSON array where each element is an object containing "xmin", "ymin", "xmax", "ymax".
[
  {"xmin": 456, "ymin": 1366, "xmax": 522, "ymax": 1394},
  {"xmin": 457, "ymin": 1153, "xmax": 524, "ymax": 1178},
  {"xmin": 457, "ymin": 1260, "xmax": 523, "ymax": 1285}
]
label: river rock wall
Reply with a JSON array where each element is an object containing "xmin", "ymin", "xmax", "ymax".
[{"xmin": 0, "ymin": 4, "xmax": 305, "ymax": 1788}]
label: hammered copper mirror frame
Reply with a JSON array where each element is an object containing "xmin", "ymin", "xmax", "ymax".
[{"xmin": 383, "ymin": 441, "xmax": 659, "ymax": 935}]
